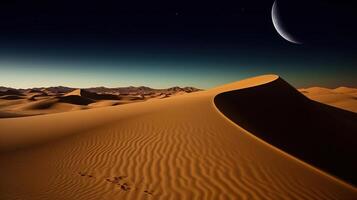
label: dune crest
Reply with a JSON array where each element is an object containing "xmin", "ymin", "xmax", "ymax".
[{"xmin": 214, "ymin": 76, "xmax": 357, "ymax": 185}]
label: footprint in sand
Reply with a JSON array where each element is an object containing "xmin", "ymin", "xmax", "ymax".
[
  {"xmin": 106, "ymin": 175, "xmax": 127, "ymax": 184},
  {"xmin": 78, "ymin": 172, "xmax": 86, "ymax": 176},
  {"xmin": 143, "ymin": 190, "xmax": 153, "ymax": 195},
  {"xmin": 120, "ymin": 182, "xmax": 131, "ymax": 191},
  {"xmin": 106, "ymin": 176, "xmax": 131, "ymax": 191},
  {"xmin": 78, "ymin": 172, "xmax": 94, "ymax": 178}
]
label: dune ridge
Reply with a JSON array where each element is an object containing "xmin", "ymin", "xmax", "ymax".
[
  {"xmin": 0, "ymin": 75, "xmax": 356, "ymax": 199},
  {"xmin": 214, "ymin": 76, "xmax": 357, "ymax": 185},
  {"xmin": 64, "ymin": 89, "xmax": 119, "ymax": 101}
]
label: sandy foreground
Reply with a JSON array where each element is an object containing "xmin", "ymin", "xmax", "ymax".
[{"xmin": 0, "ymin": 75, "xmax": 356, "ymax": 199}]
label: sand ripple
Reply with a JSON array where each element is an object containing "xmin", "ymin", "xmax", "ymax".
[{"xmin": 1, "ymin": 75, "xmax": 356, "ymax": 199}]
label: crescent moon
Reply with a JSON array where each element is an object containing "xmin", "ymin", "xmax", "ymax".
[{"xmin": 272, "ymin": 1, "xmax": 301, "ymax": 44}]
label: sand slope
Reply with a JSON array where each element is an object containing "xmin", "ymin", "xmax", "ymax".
[
  {"xmin": 215, "ymin": 77, "xmax": 357, "ymax": 185},
  {"xmin": 0, "ymin": 75, "xmax": 356, "ymax": 199},
  {"xmin": 300, "ymin": 87, "xmax": 357, "ymax": 112}
]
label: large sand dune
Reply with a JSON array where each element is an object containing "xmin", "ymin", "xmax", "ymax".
[
  {"xmin": 214, "ymin": 77, "xmax": 357, "ymax": 185},
  {"xmin": 0, "ymin": 75, "xmax": 356, "ymax": 199}
]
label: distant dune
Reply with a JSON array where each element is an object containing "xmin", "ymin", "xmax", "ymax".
[
  {"xmin": 0, "ymin": 75, "xmax": 356, "ymax": 199},
  {"xmin": 333, "ymin": 87, "xmax": 357, "ymax": 94},
  {"xmin": 0, "ymin": 89, "xmax": 24, "ymax": 97},
  {"xmin": 60, "ymin": 90, "xmax": 96, "ymax": 105},
  {"xmin": 0, "ymin": 86, "xmax": 201, "ymax": 118},
  {"xmin": 64, "ymin": 89, "xmax": 119, "ymax": 100},
  {"xmin": 300, "ymin": 86, "xmax": 357, "ymax": 112}
]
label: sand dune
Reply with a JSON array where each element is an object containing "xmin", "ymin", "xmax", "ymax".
[
  {"xmin": 0, "ymin": 75, "xmax": 356, "ymax": 199},
  {"xmin": 88, "ymin": 100, "xmax": 122, "ymax": 108},
  {"xmin": 0, "ymin": 89, "xmax": 24, "ymax": 96},
  {"xmin": 65, "ymin": 89, "xmax": 119, "ymax": 100},
  {"xmin": 299, "ymin": 87, "xmax": 333, "ymax": 95},
  {"xmin": 0, "ymin": 95, "xmax": 25, "ymax": 100},
  {"xmin": 333, "ymin": 87, "xmax": 357, "ymax": 94},
  {"xmin": 215, "ymin": 76, "xmax": 357, "ymax": 185},
  {"xmin": 300, "ymin": 86, "xmax": 357, "ymax": 112},
  {"xmin": 0, "ymin": 86, "xmax": 199, "ymax": 117}
]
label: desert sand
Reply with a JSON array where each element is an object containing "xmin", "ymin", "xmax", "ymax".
[
  {"xmin": 300, "ymin": 86, "xmax": 357, "ymax": 113},
  {"xmin": 0, "ymin": 75, "xmax": 356, "ymax": 199},
  {"xmin": 0, "ymin": 86, "xmax": 199, "ymax": 118}
]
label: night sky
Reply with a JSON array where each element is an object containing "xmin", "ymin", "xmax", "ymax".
[{"xmin": 0, "ymin": 0, "xmax": 356, "ymax": 89}]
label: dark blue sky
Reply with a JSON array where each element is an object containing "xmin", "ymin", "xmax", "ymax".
[{"xmin": 0, "ymin": 0, "xmax": 356, "ymax": 88}]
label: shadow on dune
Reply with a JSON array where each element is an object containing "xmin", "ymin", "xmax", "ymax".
[
  {"xmin": 0, "ymin": 111, "xmax": 31, "ymax": 118},
  {"xmin": 22, "ymin": 99, "xmax": 60, "ymax": 110},
  {"xmin": 58, "ymin": 95, "xmax": 94, "ymax": 105},
  {"xmin": 69, "ymin": 89, "xmax": 120, "ymax": 100},
  {"xmin": 0, "ymin": 95, "xmax": 24, "ymax": 100},
  {"xmin": 28, "ymin": 93, "xmax": 49, "ymax": 100},
  {"xmin": 214, "ymin": 77, "xmax": 357, "ymax": 185},
  {"xmin": 0, "ymin": 89, "xmax": 24, "ymax": 96}
]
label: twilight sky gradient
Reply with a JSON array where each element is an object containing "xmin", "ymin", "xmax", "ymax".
[{"xmin": 0, "ymin": 0, "xmax": 356, "ymax": 89}]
